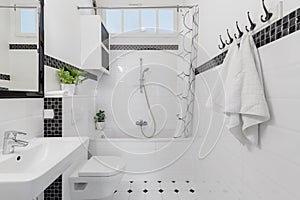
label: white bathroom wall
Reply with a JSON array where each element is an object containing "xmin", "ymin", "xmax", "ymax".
[
  {"xmin": 96, "ymin": 35, "xmax": 189, "ymax": 138},
  {"xmin": 185, "ymin": 0, "xmax": 300, "ymax": 199},
  {"xmin": 0, "ymin": 99, "xmax": 43, "ymax": 149},
  {"xmin": 63, "ymin": 95, "xmax": 96, "ymax": 139},
  {"xmin": 89, "ymin": 138, "xmax": 198, "ymax": 181}
]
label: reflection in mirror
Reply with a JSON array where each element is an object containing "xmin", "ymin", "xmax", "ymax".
[{"xmin": 0, "ymin": 0, "xmax": 39, "ymax": 92}]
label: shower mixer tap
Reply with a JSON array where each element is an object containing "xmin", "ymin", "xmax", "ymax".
[{"xmin": 136, "ymin": 120, "xmax": 148, "ymax": 126}]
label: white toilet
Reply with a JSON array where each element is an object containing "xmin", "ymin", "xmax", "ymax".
[{"xmin": 69, "ymin": 156, "xmax": 126, "ymax": 200}]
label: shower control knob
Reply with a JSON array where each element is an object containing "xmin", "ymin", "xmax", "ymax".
[{"xmin": 136, "ymin": 120, "xmax": 148, "ymax": 126}]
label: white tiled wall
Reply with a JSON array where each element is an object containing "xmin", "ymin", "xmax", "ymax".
[
  {"xmin": 193, "ymin": 30, "xmax": 300, "ymax": 200},
  {"xmin": 96, "ymin": 36, "xmax": 189, "ymax": 138},
  {"xmin": 0, "ymin": 99, "xmax": 44, "ymax": 149},
  {"xmin": 89, "ymin": 138, "xmax": 198, "ymax": 181}
]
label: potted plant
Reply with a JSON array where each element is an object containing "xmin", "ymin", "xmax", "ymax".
[
  {"xmin": 94, "ymin": 110, "xmax": 106, "ymax": 130},
  {"xmin": 57, "ymin": 66, "xmax": 87, "ymax": 95}
]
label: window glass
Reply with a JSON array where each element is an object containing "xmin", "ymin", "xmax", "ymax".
[
  {"xmin": 124, "ymin": 10, "xmax": 139, "ymax": 32},
  {"xmin": 20, "ymin": 9, "xmax": 36, "ymax": 34},
  {"xmin": 106, "ymin": 9, "xmax": 175, "ymax": 34},
  {"xmin": 141, "ymin": 9, "xmax": 156, "ymax": 32},
  {"xmin": 158, "ymin": 9, "xmax": 174, "ymax": 32},
  {"xmin": 106, "ymin": 10, "xmax": 122, "ymax": 33}
]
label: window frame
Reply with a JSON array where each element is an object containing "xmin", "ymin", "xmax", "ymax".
[{"xmin": 104, "ymin": 8, "xmax": 178, "ymax": 37}]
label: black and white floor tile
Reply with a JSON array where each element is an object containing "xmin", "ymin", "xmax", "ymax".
[{"xmin": 113, "ymin": 180, "xmax": 200, "ymax": 200}]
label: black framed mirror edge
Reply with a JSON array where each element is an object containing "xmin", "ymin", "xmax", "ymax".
[{"xmin": 0, "ymin": 0, "xmax": 44, "ymax": 99}]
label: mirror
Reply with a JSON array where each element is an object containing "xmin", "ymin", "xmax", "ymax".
[{"xmin": 0, "ymin": 0, "xmax": 44, "ymax": 98}]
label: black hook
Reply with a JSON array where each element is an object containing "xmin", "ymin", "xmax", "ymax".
[
  {"xmin": 225, "ymin": 29, "xmax": 234, "ymax": 45},
  {"xmin": 218, "ymin": 35, "xmax": 226, "ymax": 50},
  {"xmin": 261, "ymin": 0, "xmax": 273, "ymax": 23},
  {"xmin": 234, "ymin": 21, "xmax": 244, "ymax": 39},
  {"xmin": 245, "ymin": 12, "xmax": 257, "ymax": 32}
]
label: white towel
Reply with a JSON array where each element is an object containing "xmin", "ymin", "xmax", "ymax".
[{"xmin": 207, "ymin": 33, "xmax": 270, "ymax": 146}]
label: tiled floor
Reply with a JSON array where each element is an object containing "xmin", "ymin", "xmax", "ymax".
[{"xmin": 113, "ymin": 180, "xmax": 200, "ymax": 200}]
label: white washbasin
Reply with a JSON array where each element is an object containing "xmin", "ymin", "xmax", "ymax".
[{"xmin": 0, "ymin": 137, "xmax": 89, "ymax": 200}]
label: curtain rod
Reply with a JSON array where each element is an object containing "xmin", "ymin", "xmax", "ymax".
[
  {"xmin": 0, "ymin": 5, "xmax": 37, "ymax": 9},
  {"xmin": 77, "ymin": 5, "xmax": 198, "ymax": 10}
]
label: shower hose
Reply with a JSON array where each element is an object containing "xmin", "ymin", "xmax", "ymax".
[{"xmin": 140, "ymin": 84, "xmax": 157, "ymax": 138}]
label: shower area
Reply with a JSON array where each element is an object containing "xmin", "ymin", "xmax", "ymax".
[{"xmin": 96, "ymin": 5, "xmax": 199, "ymax": 140}]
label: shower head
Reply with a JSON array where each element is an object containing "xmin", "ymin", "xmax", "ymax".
[
  {"xmin": 142, "ymin": 68, "xmax": 150, "ymax": 79},
  {"xmin": 143, "ymin": 68, "xmax": 150, "ymax": 73}
]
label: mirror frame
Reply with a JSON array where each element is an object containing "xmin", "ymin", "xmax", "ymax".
[{"xmin": 0, "ymin": 0, "xmax": 44, "ymax": 99}]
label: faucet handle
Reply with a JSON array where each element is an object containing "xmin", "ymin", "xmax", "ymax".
[{"xmin": 4, "ymin": 130, "xmax": 27, "ymax": 139}]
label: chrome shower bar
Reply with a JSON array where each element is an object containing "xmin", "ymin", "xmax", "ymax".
[
  {"xmin": 0, "ymin": 5, "xmax": 37, "ymax": 9},
  {"xmin": 77, "ymin": 5, "xmax": 198, "ymax": 10}
]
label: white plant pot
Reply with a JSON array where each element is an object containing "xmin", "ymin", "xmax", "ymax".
[
  {"xmin": 96, "ymin": 122, "xmax": 106, "ymax": 131},
  {"xmin": 61, "ymin": 84, "xmax": 76, "ymax": 95}
]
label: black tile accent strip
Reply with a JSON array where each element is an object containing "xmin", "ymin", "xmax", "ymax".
[
  {"xmin": 9, "ymin": 44, "xmax": 38, "ymax": 50},
  {"xmin": 0, "ymin": 73, "xmax": 10, "ymax": 81},
  {"xmin": 195, "ymin": 50, "xmax": 228, "ymax": 75},
  {"xmin": 44, "ymin": 55, "xmax": 98, "ymax": 81},
  {"xmin": 44, "ymin": 175, "xmax": 62, "ymax": 200},
  {"xmin": 110, "ymin": 44, "xmax": 179, "ymax": 51},
  {"xmin": 44, "ymin": 98, "xmax": 63, "ymax": 137},
  {"xmin": 195, "ymin": 7, "xmax": 300, "ymax": 75},
  {"xmin": 44, "ymin": 98, "xmax": 63, "ymax": 199}
]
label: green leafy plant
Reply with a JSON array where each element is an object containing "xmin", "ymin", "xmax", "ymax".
[
  {"xmin": 57, "ymin": 66, "xmax": 88, "ymax": 85},
  {"xmin": 94, "ymin": 110, "xmax": 105, "ymax": 122}
]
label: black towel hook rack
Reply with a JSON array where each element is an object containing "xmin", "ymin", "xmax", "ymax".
[
  {"xmin": 225, "ymin": 29, "xmax": 234, "ymax": 45},
  {"xmin": 234, "ymin": 21, "xmax": 244, "ymax": 39},
  {"xmin": 261, "ymin": 0, "xmax": 273, "ymax": 22},
  {"xmin": 245, "ymin": 11, "xmax": 257, "ymax": 32},
  {"xmin": 218, "ymin": 35, "xmax": 226, "ymax": 50}
]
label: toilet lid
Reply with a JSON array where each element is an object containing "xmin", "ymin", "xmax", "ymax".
[{"xmin": 78, "ymin": 156, "xmax": 126, "ymax": 177}]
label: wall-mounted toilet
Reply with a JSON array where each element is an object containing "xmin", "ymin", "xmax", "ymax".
[{"xmin": 69, "ymin": 156, "xmax": 126, "ymax": 200}]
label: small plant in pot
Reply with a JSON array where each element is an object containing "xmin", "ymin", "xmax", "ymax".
[
  {"xmin": 57, "ymin": 66, "xmax": 87, "ymax": 95},
  {"xmin": 94, "ymin": 110, "xmax": 106, "ymax": 131}
]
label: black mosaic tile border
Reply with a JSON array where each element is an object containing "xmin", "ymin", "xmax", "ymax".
[
  {"xmin": 44, "ymin": 55, "xmax": 98, "ymax": 81},
  {"xmin": 195, "ymin": 7, "xmax": 300, "ymax": 75},
  {"xmin": 44, "ymin": 98, "xmax": 63, "ymax": 137},
  {"xmin": 110, "ymin": 44, "xmax": 179, "ymax": 51},
  {"xmin": 9, "ymin": 44, "xmax": 38, "ymax": 50},
  {"xmin": 0, "ymin": 73, "xmax": 10, "ymax": 81},
  {"xmin": 44, "ymin": 98, "xmax": 63, "ymax": 199},
  {"xmin": 195, "ymin": 50, "xmax": 228, "ymax": 74},
  {"xmin": 44, "ymin": 175, "xmax": 62, "ymax": 200}
]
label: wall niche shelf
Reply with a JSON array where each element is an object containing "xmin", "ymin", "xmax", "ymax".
[{"xmin": 80, "ymin": 15, "xmax": 110, "ymax": 74}]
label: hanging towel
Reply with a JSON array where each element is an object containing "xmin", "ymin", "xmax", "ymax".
[{"xmin": 207, "ymin": 33, "xmax": 270, "ymax": 146}]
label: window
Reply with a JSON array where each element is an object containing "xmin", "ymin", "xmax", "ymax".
[
  {"xmin": 158, "ymin": 9, "xmax": 174, "ymax": 33},
  {"xmin": 105, "ymin": 9, "xmax": 177, "ymax": 34},
  {"xmin": 20, "ymin": 9, "xmax": 36, "ymax": 34},
  {"xmin": 141, "ymin": 9, "xmax": 156, "ymax": 32},
  {"xmin": 124, "ymin": 10, "xmax": 139, "ymax": 32},
  {"xmin": 106, "ymin": 10, "xmax": 122, "ymax": 33}
]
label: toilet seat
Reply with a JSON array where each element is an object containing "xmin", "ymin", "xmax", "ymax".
[{"xmin": 78, "ymin": 156, "xmax": 126, "ymax": 177}]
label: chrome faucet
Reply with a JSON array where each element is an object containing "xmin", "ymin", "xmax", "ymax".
[{"xmin": 2, "ymin": 131, "xmax": 29, "ymax": 154}]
